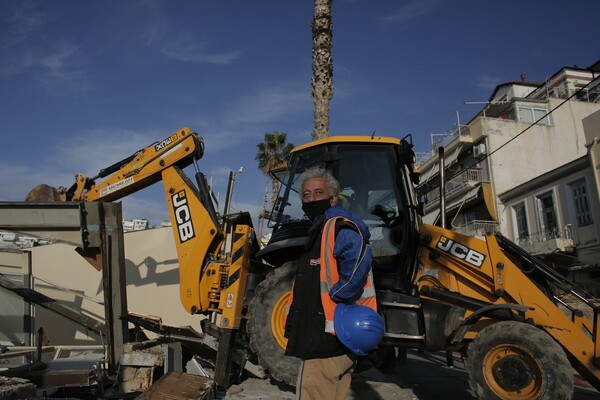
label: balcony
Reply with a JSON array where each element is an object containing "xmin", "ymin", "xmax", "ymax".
[
  {"xmin": 424, "ymin": 168, "xmax": 486, "ymax": 213},
  {"xmin": 516, "ymin": 227, "xmax": 575, "ymax": 256},
  {"xmin": 454, "ymin": 220, "xmax": 499, "ymax": 239}
]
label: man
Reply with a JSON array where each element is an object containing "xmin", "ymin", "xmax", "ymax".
[{"xmin": 284, "ymin": 166, "xmax": 377, "ymax": 400}]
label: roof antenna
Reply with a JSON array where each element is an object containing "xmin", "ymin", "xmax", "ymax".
[{"xmin": 371, "ymin": 130, "xmax": 376, "ymax": 139}]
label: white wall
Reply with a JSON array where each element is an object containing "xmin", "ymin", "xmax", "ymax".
[
  {"xmin": 484, "ymin": 99, "xmax": 599, "ymax": 232},
  {"xmin": 26, "ymin": 226, "xmax": 200, "ymax": 347},
  {"xmin": 486, "ymin": 102, "xmax": 591, "ymax": 197},
  {"xmin": 0, "ymin": 251, "xmax": 32, "ymax": 347}
]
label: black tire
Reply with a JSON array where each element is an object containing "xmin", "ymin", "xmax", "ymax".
[
  {"xmin": 247, "ymin": 261, "xmax": 300, "ymax": 386},
  {"xmin": 466, "ymin": 321, "xmax": 573, "ymax": 400}
]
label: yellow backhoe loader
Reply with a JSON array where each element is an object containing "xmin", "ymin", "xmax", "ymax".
[{"xmin": 27, "ymin": 127, "xmax": 600, "ymax": 399}]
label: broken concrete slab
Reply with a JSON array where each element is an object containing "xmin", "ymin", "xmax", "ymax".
[{"xmin": 0, "ymin": 376, "xmax": 36, "ymax": 400}]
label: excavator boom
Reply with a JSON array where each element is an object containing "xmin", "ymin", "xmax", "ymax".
[
  {"xmin": 72, "ymin": 127, "xmax": 203, "ymax": 202},
  {"xmin": 25, "ymin": 127, "xmax": 261, "ymax": 388},
  {"xmin": 26, "ymin": 127, "xmax": 204, "ymax": 203}
]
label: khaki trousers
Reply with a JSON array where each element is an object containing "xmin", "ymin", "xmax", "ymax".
[{"xmin": 295, "ymin": 354, "xmax": 354, "ymax": 400}]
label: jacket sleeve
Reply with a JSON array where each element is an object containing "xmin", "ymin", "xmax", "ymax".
[{"xmin": 329, "ymin": 226, "xmax": 373, "ymax": 303}]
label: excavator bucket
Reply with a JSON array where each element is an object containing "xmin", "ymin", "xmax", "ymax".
[{"xmin": 25, "ymin": 184, "xmax": 66, "ymax": 202}]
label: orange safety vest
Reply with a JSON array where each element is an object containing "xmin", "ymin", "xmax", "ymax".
[
  {"xmin": 320, "ymin": 217, "xmax": 377, "ymax": 335},
  {"xmin": 284, "ymin": 217, "xmax": 378, "ymax": 335}
]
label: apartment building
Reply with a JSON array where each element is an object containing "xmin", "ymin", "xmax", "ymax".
[{"xmin": 417, "ymin": 60, "xmax": 600, "ymax": 285}]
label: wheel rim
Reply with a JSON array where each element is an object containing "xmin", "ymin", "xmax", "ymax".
[
  {"xmin": 483, "ymin": 344, "xmax": 544, "ymax": 399},
  {"xmin": 270, "ymin": 290, "xmax": 291, "ymax": 350}
]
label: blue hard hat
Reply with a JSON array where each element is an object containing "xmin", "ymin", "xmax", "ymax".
[{"xmin": 334, "ymin": 303, "xmax": 384, "ymax": 356}]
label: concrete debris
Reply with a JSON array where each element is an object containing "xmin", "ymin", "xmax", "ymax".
[
  {"xmin": 118, "ymin": 340, "xmax": 181, "ymax": 394},
  {"xmin": 0, "ymin": 376, "xmax": 36, "ymax": 400}
]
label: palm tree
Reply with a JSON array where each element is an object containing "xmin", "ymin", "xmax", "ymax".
[
  {"xmin": 255, "ymin": 131, "xmax": 295, "ymax": 208},
  {"xmin": 311, "ymin": 0, "xmax": 333, "ymax": 140}
]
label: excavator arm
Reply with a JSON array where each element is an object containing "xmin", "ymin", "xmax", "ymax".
[
  {"xmin": 66, "ymin": 127, "xmax": 203, "ymax": 202},
  {"xmin": 27, "ymin": 126, "xmax": 257, "ymax": 319},
  {"xmin": 416, "ymin": 224, "xmax": 600, "ymax": 390},
  {"xmin": 27, "ymin": 127, "xmax": 260, "ymax": 387}
]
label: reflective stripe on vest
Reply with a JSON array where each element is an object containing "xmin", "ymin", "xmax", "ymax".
[{"xmin": 320, "ymin": 217, "xmax": 377, "ymax": 334}]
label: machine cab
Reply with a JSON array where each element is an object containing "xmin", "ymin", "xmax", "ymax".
[{"xmin": 259, "ymin": 135, "xmax": 421, "ymax": 290}]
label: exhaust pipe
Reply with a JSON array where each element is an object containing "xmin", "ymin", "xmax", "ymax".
[{"xmin": 438, "ymin": 147, "xmax": 446, "ymax": 229}]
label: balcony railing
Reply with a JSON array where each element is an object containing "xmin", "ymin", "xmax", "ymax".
[
  {"xmin": 516, "ymin": 227, "xmax": 575, "ymax": 256},
  {"xmin": 424, "ymin": 168, "xmax": 485, "ymax": 212},
  {"xmin": 517, "ymin": 226, "xmax": 572, "ymax": 243},
  {"xmin": 454, "ymin": 220, "xmax": 498, "ymax": 239}
]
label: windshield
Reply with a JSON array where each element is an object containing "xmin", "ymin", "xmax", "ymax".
[
  {"xmin": 268, "ymin": 146, "xmax": 325, "ymax": 227},
  {"xmin": 266, "ymin": 139, "xmax": 419, "ymax": 284},
  {"xmin": 269, "ymin": 143, "xmax": 405, "ymax": 236}
]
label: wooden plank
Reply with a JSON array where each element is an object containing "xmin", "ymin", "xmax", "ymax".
[{"xmin": 136, "ymin": 372, "xmax": 213, "ymax": 400}]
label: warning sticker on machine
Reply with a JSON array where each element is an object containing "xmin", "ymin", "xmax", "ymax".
[
  {"xmin": 100, "ymin": 177, "xmax": 134, "ymax": 197},
  {"xmin": 226, "ymin": 293, "xmax": 234, "ymax": 308}
]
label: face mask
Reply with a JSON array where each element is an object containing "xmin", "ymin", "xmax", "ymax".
[{"xmin": 302, "ymin": 198, "xmax": 332, "ymax": 221}]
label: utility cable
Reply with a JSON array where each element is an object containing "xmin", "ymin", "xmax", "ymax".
[{"xmin": 434, "ymin": 73, "xmax": 600, "ymax": 185}]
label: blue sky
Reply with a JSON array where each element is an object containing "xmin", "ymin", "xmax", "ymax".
[{"xmin": 1, "ymin": 0, "xmax": 599, "ymax": 229}]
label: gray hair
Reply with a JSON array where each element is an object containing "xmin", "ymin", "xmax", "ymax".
[{"xmin": 298, "ymin": 166, "xmax": 341, "ymax": 197}]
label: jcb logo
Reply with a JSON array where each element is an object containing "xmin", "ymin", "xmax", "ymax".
[
  {"xmin": 172, "ymin": 190, "xmax": 195, "ymax": 243},
  {"xmin": 436, "ymin": 236, "xmax": 485, "ymax": 268}
]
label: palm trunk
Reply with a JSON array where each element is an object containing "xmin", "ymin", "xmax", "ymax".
[
  {"xmin": 311, "ymin": 0, "xmax": 333, "ymax": 140},
  {"xmin": 271, "ymin": 180, "xmax": 280, "ymax": 211}
]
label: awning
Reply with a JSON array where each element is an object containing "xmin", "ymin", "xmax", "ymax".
[
  {"xmin": 422, "ymin": 186, "xmax": 479, "ymax": 225},
  {"xmin": 422, "ymin": 183, "xmax": 499, "ymax": 228},
  {"xmin": 420, "ymin": 144, "xmax": 463, "ymax": 183},
  {"xmin": 444, "ymin": 144, "xmax": 462, "ymax": 167},
  {"xmin": 481, "ymin": 182, "xmax": 498, "ymax": 220},
  {"xmin": 445, "ymin": 186, "xmax": 481, "ymax": 214}
]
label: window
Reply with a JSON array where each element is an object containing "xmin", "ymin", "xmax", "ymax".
[
  {"xmin": 514, "ymin": 203, "xmax": 529, "ymax": 240},
  {"xmin": 518, "ymin": 106, "xmax": 552, "ymax": 125},
  {"xmin": 536, "ymin": 192, "xmax": 558, "ymax": 239},
  {"xmin": 270, "ymin": 145, "xmax": 403, "ymax": 226},
  {"xmin": 571, "ymin": 180, "xmax": 593, "ymax": 227}
]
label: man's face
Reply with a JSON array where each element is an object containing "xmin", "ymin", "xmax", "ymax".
[{"xmin": 301, "ymin": 177, "xmax": 338, "ymax": 205}]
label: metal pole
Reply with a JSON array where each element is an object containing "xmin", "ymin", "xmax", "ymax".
[
  {"xmin": 439, "ymin": 147, "xmax": 446, "ymax": 229},
  {"xmin": 258, "ymin": 182, "xmax": 268, "ymax": 239},
  {"xmin": 223, "ymin": 171, "xmax": 235, "ymax": 216}
]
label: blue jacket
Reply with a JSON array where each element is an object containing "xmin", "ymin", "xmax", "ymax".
[
  {"xmin": 323, "ymin": 204, "xmax": 373, "ymax": 303},
  {"xmin": 284, "ymin": 203, "xmax": 373, "ymax": 359}
]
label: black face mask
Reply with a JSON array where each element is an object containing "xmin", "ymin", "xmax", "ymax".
[{"xmin": 302, "ymin": 198, "xmax": 332, "ymax": 221}]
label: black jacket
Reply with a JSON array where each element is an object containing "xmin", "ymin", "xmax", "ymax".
[{"xmin": 284, "ymin": 217, "xmax": 349, "ymax": 360}]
